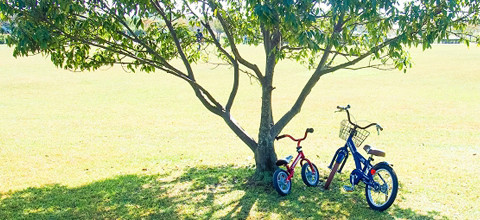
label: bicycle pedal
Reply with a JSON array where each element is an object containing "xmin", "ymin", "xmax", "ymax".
[{"xmin": 343, "ymin": 185, "xmax": 354, "ymax": 192}]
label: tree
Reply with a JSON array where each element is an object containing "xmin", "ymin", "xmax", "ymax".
[{"xmin": 1, "ymin": 0, "xmax": 479, "ymax": 178}]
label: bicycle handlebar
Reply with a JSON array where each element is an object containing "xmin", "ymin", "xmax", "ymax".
[
  {"xmin": 275, "ymin": 128, "xmax": 314, "ymax": 145},
  {"xmin": 336, "ymin": 105, "xmax": 351, "ymax": 111},
  {"xmin": 336, "ymin": 104, "xmax": 383, "ymax": 133}
]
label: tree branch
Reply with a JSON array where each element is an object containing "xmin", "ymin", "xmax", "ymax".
[
  {"xmin": 183, "ymin": 0, "xmax": 241, "ymax": 114},
  {"xmin": 345, "ymin": 64, "xmax": 395, "ymax": 71},
  {"xmin": 281, "ymin": 45, "xmax": 357, "ymax": 57},
  {"xmin": 151, "ymin": 0, "xmax": 195, "ymax": 80},
  {"xmin": 95, "ymin": 5, "xmax": 185, "ymax": 76},
  {"xmin": 201, "ymin": 20, "xmax": 240, "ymax": 112},
  {"xmin": 208, "ymin": 0, "xmax": 264, "ymax": 83},
  {"xmin": 150, "ymin": 0, "xmax": 227, "ymax": 116},
  {"xmin": 273, "ymin": 12, "xmax": 345, "ymax": 135},
  {"xmin": 157, "ymin": 0, "xmax": 257, "ymax": 150},
  {"xmin": 222, "ymin": 112, "xmax": 258, "ymax": 151},
  {"xmin": 323, "ymin": 37, "xmax": 400, "ymax": 74}
]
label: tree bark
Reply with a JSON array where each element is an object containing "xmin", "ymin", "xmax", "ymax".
[
  {"xmin": 254, "ymin": 82, "xmax": 277, "ymax": 177},
  {"xmin": 253, "ymin": 27, "xmax": 280, "ymax": 178}
]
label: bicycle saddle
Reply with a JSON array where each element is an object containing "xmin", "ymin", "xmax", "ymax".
[
  {"xmin": 363, "ymin": 145, "xmax": 386, "ymax": 157},
  {"xmin": 276, "ymin": 155, "xmax": 293, "ymax": 166}
]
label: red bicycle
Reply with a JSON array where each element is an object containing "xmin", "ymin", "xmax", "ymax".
[{"xmin": 273, "ymin": 128, "xmax": 319, "ymax": 195}]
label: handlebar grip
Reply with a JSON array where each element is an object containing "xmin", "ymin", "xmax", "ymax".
[
  {"xmin": 376, "ymin": 124, "xmax": 383, "ymax": 135},
  {"xmin": 336, "ymin": 104, "xmax": 351, "ymax": 111},
  {"xmin": 275, "ymin": 135, "xmax": 286, "ymax": 140},
  {"xmin": 306, "ymin": 128, "xmax": 314, "ymax": 133},
  {"xmin": 377, "ymin": 124, "xmax": 384, "ymax": 131}
]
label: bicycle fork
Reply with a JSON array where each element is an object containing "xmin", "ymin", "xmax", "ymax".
[
  {"xmin": 328, "ymin": 147, "xmax": 349, "ymax": 173},
  {"xmin": 328, "ymin": 148, "xmax": 358, "ymax": 192}
]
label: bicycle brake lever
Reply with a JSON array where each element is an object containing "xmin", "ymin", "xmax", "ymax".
[{"xmin": 376, "ymin": 124, "xmax": 383, "ymax": 135}]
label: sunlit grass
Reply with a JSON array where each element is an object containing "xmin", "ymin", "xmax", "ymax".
[{"xmin": 1, "ymin": 44, "xmax": 479, "ymax": 219}]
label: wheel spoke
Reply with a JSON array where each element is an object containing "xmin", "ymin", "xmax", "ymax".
[
  {"xmin": 306, "ymin": 170, "xmax": 313, "ymax": 181},
  {"xmin": 278, "ymin": 173, "xmax": 289, "ymax": 192},
  {"xmin": 365, "ymin": 164, "xmax": 398, "ymax": 211},
  {"xmin": 369, "ymin": 169, "xmax": 393, "ymax": 206},
  {"xmin": 377, "ymin": 172, "xmax": 387, "ymax": 185}
]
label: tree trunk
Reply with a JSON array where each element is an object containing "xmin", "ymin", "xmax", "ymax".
[
  {"xmin": 254, "ymin": 137, "xmax": 277, "ymax": 178},
  {"xmin": 253, "ymin": 34, "xmax": 278, "ymax": 178},
  {"xmin": 253, "ymin": 84, "xmax": 277, "ymax": 178}
]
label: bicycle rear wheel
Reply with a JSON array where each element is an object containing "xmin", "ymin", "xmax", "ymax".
[
  {"xmin": 324, "ymin": 162, "xmax": 340, "ymax": 189},
  {"xmin": 365, "ymin": 163, "xmax": 398, "ymax": 211},
  {"xmin": 273, "ymin": 169, "xmax": 291, "ymax": 196}
]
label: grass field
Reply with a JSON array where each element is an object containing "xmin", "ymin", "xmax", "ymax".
[{"xmin": 1, "ymin": 44, "xmax": 479, "ymax": 219}]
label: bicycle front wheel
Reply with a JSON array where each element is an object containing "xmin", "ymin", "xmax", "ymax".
[
  {"xmin": 301, "ymin": 163, "xmax": 319, "ymax": 187},
  {"xmin": 365, "ymin": 163, "xmax": 398, "ymax": 211}
]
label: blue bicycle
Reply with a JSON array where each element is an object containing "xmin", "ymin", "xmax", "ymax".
[{"xmin": 324, "ymin": 105, "xmax": 398, "ymax": 211}]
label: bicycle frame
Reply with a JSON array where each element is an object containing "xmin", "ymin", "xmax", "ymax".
[
  {"xmin": 328, "ymin": 130, "xmax": 376, "ymax": 186},
  {"xmin": 276, "ymin": 129, "xmax": 316, "ymax": 181},
  {"xmin": 324, "ymin": 105, "xmax": 397, "ymax": 210},
  {"xmin": 285, "ymin": 149, "xmax": 313, "ymax": 181}
]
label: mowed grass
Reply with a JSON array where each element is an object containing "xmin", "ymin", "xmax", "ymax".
[{"xmin": 1, "ymin": 44, "xmax": 479, "ymax": 219}]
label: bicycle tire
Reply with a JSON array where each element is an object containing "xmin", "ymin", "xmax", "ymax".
[
  {"xmin": 365, "ymin": 163, "xmax": 398, "ymax": 211},
  {"xmin": 273, "ymin": 169, "xmax": 291, "ymax": 196},
  {"xmin": 301, "ymin": 163, "xmax": 319, "ymax": 187},
  {"xmin": 324, "ymin": 162, "xmax": 340, "ymax": 189}
]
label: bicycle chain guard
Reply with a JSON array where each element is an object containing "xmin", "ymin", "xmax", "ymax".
[{"xmin": 350, "ymin": 169, "xmax": 363, "ymax": 186}]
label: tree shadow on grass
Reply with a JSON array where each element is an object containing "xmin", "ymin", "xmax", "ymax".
[
  {"xmin": 0, "ymin": 165, "xmax": 447, "ymax": 219},
  {"xmin": 0, "ymin": 174, "xmax": 178, "ymax": 219},
  {"xmin": 178, "ymin": 166, "xmax": 448, "ymax": 219}
]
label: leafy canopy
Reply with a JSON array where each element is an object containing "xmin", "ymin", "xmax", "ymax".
[{"xmin": 1, "ymin": 0, "xmax": 479, "ymax": 74}]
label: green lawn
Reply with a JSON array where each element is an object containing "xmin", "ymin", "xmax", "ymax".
[{"xmin": 1, "ymin": 44, "xmax": 479, "ymax": 219}]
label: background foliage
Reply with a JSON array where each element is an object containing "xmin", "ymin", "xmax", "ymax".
[{"xmin": 1, "ymin": 44, "xmax": 479, "ymax": 218}]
